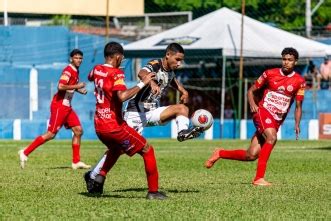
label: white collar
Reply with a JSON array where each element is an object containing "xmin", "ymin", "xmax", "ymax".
[{"xmin": 280, "ymin": 68, "xmax": 295, "ymax": 77}]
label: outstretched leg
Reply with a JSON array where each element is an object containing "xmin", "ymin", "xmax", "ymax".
[{"xmin": 204, "ymin": 134, "xmax": 262, "ymax": 169}]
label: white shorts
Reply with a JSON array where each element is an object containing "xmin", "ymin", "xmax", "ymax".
[{"xmin": 124, "ymin": 106, "xmax": 169, "ymax": 134}]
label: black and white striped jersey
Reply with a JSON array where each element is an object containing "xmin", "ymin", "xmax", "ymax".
[{"xmin": 126, "ymin": 59, "xmax": 176, "ymax": 112}]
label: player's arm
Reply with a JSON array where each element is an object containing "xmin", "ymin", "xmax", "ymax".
[
  {"xmin": 76, "ymin": 88, "xmax": 87, "ymax": 95},
  {"xmin": 248, "ymin": 72, "xmax": 268, "ymax": 113},
  {"xmin": 138, "ymin": 61, "xmax": 160, "ymax": 95},
  {"xmin": 58, "ymin": 82, "xmax": 85, "ymax": 91},
  {"xmin": 117, "ymin": 72, "xmax": 155, "ymax": 102},
  {"xmin": 294, "ymin": 100, "xmax": 303, "ymax": 140},
  {"xmin": 171, "ymin": 78, "xmax": 189, "ymax": 104},
  {"xmin": 294, "ymin": 81, "xmax": 305, "ymax": 140}
]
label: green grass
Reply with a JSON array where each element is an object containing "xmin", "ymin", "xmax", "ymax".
[{"xmin": 0, "ymin": 139, "xmax": 330, "ymax": 220}]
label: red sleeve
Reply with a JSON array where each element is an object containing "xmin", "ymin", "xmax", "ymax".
[
  {"xmin": 112, "ymin": 70, "xmax": 127, "ymax": 91},
  {"xmin": 87, "ymin": 68, "xmax": 94, "ymax": 82},
  {"xmin": 296, "ymin": 79, "xmax": 306, "ymax": 101},
  {"xmin": 59, "ymin": 70, "xmax": 71, "ymax": 85},
  {"xmin": 254, "ymin": 71, "xmax": 268, "ymax": 89}
]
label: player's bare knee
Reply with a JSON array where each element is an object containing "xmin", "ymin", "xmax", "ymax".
[
  {"xmin": 177, "ymin": 104, "xmax": 189, "ymax": 115},
  {"xmin": 73, "ymin": 127, "xmax": 83, "ymax": 137},
  {"xmin": 265, "ymin": 134, "xmax": 277, "ymax": 144},
  {"xmin": 246, "ymin": 153, "xmax": 258, "ymax": 161}
]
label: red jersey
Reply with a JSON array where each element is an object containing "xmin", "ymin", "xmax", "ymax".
[
  {"xmin": 255, "ymin": 68, "xmax": 305, "ymax": 121},
  {"xmin": 88, "ymin": 64, "xmax": 127, "ymax": 132},
  {"xmin": 51, "ymin": 64, "xmax": 79, "ymax": 107}
]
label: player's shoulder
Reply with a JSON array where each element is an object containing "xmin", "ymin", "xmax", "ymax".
[
  {"xmin": 265, "ymin": 68, "xmax": 280, "ymax": 75},
  {"xmin": 293, "ymin": 71, "xmax": 305, "ymax": 82}
]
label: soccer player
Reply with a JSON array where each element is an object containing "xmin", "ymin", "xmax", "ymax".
[
  {"xmin": 204, "ymin": 47, "xmax": 306, "ymax": 186},
  {"xmin": 124, "ymin": 42, "xmax": 203, "ymax": 142},
  {"xmin": 84, "ymin": 42, "xmax": 166, "ymax": 200},
  {"xmin": 18, "ymin": 49, "xmax": 91, "ymax": 170}
]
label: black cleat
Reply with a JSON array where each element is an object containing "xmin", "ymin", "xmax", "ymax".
[
  {"xmin": 146, "ymin": 191, "xmax": 168, "ymax": 200},
  {"xmin": 84, "ymin": 171, "xmax": 95, "ymax": 193},
  {"xmin": 91, "ymin": 174, "xmax": 106, "ymax": 195},
  {"xmin": 177, "ymin": 127, "xmax": 204, "ymax": 142}
]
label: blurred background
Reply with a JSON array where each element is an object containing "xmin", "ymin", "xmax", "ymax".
[{"xmin": 0, "ymin": 0, "xmax": 330, "ymax": 140}]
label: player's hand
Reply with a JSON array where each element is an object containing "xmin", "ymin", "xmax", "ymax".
[
  {"xmin": 295, "ymin": 125, "xmax": 300, "ymax": 140},
  {"xmin": 141, "ymin": 72, "xmax": 156, "ymax": 87},
  {"xmin": 180, "ymin": 93, "xmax": 189, "ymax": 104},
  {"xmin": 77, "ymin": 82, "xmax": 86, "ymax": 89},
  {"xmin": 79, "ymin": 88, "xmax": 87, "ymax": 95},
  {"xmin": 249, "ymin": 103, "xmax": 259, "ymax": 113},
  {"xmin": 150, "ymin": 80, "xmax": 161, "ymax": 95}
]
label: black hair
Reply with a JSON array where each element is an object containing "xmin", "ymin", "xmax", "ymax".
[
  {"xmin": 166, "ymin": 42, "xmax": 184, "ymax": 54},
  {"xmin": 281, "ymin": 47, "xmax": 299, "ymax": 60},
  {"xmin": 104, "ymin": 42, "xmax": 124, "ymax": 58},
  {"xmin": 70, "ymin": 49, "xmax": 83, "ymax": 57}
]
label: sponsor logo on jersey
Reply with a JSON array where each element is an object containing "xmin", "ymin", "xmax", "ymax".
[
  {"xmin": 277, "ymin": 86, "xmax": 285, "ymax": 92},
  {"xmin": 94, "ymin": 69, "xmax": 108, "ymax": 77},
  {"xmin": 265, "ymin": 118, "xmax": 272, "ymax": 124},
  {"xmin": 287, "ymin": 85, "xmax": 293, "ymax": 92}
]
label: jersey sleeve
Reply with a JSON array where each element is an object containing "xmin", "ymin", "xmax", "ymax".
[
  {"xmin": 112, "ymin": 70, "xmax": 127, "ymax": 91},
  {"xmin": 254, "ymin": 71, "xmax": 268, "ymax": 89},
  {"xmin": 295, "ymin": 79, "xmax": 306, "ymax": 101},
  {"xmin": 87, "ymin": 68, "xmax": 95, "ymax": 82},
  {"xmin": 59, "ymin": 70, "xmax": 71, "ymax": 85},
  {"xmin": 142, "ymin": 59, "xmax": 161, "ymax": 73}
]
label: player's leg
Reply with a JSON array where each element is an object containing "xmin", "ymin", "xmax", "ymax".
[
  {"xmin": 151, "ymin": 105, "xmax": 202, "ymax": 141},
  {"xmin": 123, "ymin": 111, "xmax": 145, "ymax": 134},
  {"xmin": 18, "ymin": 107, "xmax": 64, "ymax": 168},
  {"xmin": 66, "ymin": 110, "xmax": 90, "ymax": 169},
  {"xmin": 204, "ymin": 134, "xmax": 263, "ymax": 169},
  {"xmin": 139, "ymin": 143, "xmax": 167, "ymax": 200},
  {"xmin": 253, "ymin": 128, "xmax": 277, "ymax": 186}
]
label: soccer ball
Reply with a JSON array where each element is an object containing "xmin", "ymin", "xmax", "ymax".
[{"xmin": 191, "ymin": 109, "xmax": 213, "ymax": 131}]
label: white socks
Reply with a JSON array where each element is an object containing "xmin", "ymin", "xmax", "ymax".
[
  {"xmin": 90, "ymin": 154, "xmax": 107, "ymax": 179},
  {"xmin": 176, "ymin": 115, "xmax": 189, "ymax": 132}
]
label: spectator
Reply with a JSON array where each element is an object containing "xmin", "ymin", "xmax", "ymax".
[
  {"xmin": 319, "ymin": 57, "xmax": 331, "ymax": 89},
  {"xmin": 304, "ymin": 60, "xmax": 321, "ymax": 90}
]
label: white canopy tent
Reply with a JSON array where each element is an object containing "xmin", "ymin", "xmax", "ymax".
[
  {"xmin": 124, "ymin": 7, "xmax": 331, "ymax": 138},
  {"xmin": 124, "ymin": 7, "xmax": 330, "ymax": 58}
]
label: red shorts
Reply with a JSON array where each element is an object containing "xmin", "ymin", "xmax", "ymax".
[
  {"xmin": 96, "ymin": 124, "xmax": 146, "ymax": 157},
  {"xmin": 252, "ymin": 107, "xmax": 282, "ymax": 135},
  {"xmin": 47, "ymin": 105, "xmax": 81, "ymax": 133}
]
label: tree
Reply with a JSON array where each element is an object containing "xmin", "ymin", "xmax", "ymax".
[{"xmin": 146, "ymin": 0, "xmax": 331, "ymax": 31}]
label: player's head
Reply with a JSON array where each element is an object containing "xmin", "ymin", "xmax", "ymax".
[
  {"xmin": 104, "ymin": 42, "xmax": 124, "ymax": 68},
  {"xmin": 164, "ymin": 43, "xmax": 185, "ymax": 71},
  {"xmin": 281, "ymin": 47, "xmax": 298, "ymax": 73},
  {"xmin": 69, "ymin": 49, "xmax": 83, "ymax": 68}
]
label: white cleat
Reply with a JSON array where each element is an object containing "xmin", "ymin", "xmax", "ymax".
[
  {"xmin": 18, "ymin": 150, "xmax": 28, "ymax": 169},
  {"xmin": 72, "ymin": 161, "xmax": 91, "ymax": 170}
]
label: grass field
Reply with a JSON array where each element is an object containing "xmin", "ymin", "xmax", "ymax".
[{"xmin": 0, "ymin": 139, "xmax": 330, "ymax": 220}]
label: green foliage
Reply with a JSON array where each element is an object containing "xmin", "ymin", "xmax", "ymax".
[
  {"xmin": 51, "ymin": 15, "xmax": 72, "ymax": 26},
  {"xmin": 147, "ymin": 0, "xmax": 331, "ymax": 30},
  {"xmin": 1, "ymin": 140, "xmax": 330, "ymax": 219}
]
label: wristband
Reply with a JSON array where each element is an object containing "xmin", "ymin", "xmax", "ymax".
[{"xmin": 137, "ymin": 81, "xmax": 145, "ymax": 89}]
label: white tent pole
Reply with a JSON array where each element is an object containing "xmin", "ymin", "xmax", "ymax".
[{"xmin": 220, "ymin": 55, "xmax": 226, "ymax": 138}]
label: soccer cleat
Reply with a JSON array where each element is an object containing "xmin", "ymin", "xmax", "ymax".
[
  {"xmin": 91, "ymin": 174, "xmax": 106, "ymax": 194},
  {"xmin": 253, "ymin": 178, "xmax": 272, "ymax": 186},
  {"xmin": 177, "ymin": 127, "xmax": 204, "ymax": 142},
  {"xmin": 84, "ymin": 171, "xmax": 95, "ymax": 193},
  {"xmin": 146, "ymin": 191, "xmax": 168, "ymax": 200},
  {"xmin": 72, "ymin": 161, "xmax": 91, "ymax": 170},
  {"xmin": 204, "ymin": 148, "xmax": 222, "ymax": 169},
  {"xmin": 18, "ymin": 149, "xmax": 28, "ymax": 169}
]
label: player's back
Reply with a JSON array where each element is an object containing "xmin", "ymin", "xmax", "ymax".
[{"xmin": 88, "ymin": 64, "xmax": 127, "ymax": 132}]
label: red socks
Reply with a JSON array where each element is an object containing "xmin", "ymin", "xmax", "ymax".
[
  {"xmin": 23, "ymin": 136, "xmax": 46, "ymax": 156},
  {"xmin": 140, "ymin": 146, "xmax": 159, "ymax": 192},
  {"xmin": 100, "ymin": 149, "xmax": 121, "ymax": 177},
  {"xmin": 219, "ymin": 149, "xmax": 247, "ymax": 161},
  {"xmin": 72, "ymin": 144, "xmax": 80, "ymax": 163},
  {"xmin": 254, "ymin": 142, "xmax": 274, "ymax": 181}
]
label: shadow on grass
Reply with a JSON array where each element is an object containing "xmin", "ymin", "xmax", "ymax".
[
  {"xmin": 304, "ymin": 146, "xmax": 331, "ymax": 151},
  {"xmin": 78, "ymin": 192, "xmax": 143, "ymax": 199},
  {"xmin": 48, "ymin": 166, "xmax": 72, "ymax": 169},
  {"xmin": 113, "ymin": 187, "xmax": 199, "ymax": 194},
  {"xmin": 166, "ymin": 189, "xmax": 199, "ymax": 193}
]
